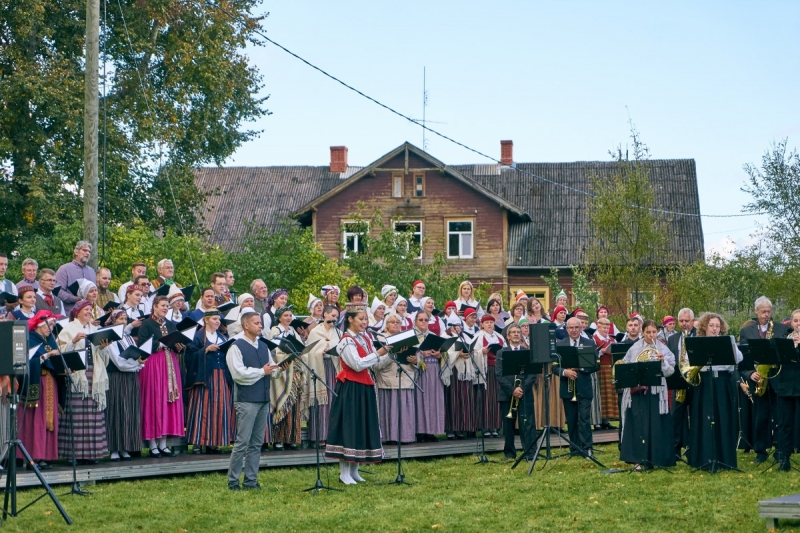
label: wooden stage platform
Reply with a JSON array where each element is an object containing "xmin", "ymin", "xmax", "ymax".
[{"xmin": 2, "ymin": 429, "xmax": 620, "ymax": 489}]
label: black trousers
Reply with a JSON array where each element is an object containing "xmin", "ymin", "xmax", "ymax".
[
  {"xmin": 753, "ymin": 387, "xmax": 777, "ymax": 454},
  {"xmin": 563, "ymin": 397, "xmax": 592, "ymax": 454},
  {"xmin": 776, "ymin": 395, "xmax": 800, "ymax": 461},
  {"xmin": 672, "ymin": 387, "xmax": 692, "ymax": 453},
  {"xmin": 499, "ymin": 396, "xmax": 536, "ymax": 457}
]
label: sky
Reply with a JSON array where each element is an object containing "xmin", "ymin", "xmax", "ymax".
[{"xmin": 226, "ymin": 1, "xmax": 800, "ymax": 258}]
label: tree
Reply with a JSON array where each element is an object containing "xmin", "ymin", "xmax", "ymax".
[
  {"xmin": 0, "ymin": 0, "xmax": 270, "ymax": 252},
  {"xmin": 742, "ymin": 139, "xmax": 800, "ymax": 257},
  {"xmin": 585, "ymin": 126, "xmax": 672, "ymax": 317}
]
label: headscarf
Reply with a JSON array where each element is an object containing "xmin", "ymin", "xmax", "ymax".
[
  {"xmin": 307, "ymin": 293, "xmax": 322, "ymax": 313},
  {"xmin": 70, "ymin": 299, "xmax": 93, "ymax": 321},
  {"xmin": 77, "ymin": 279, "xmax": 97, "ymax": 300},
  {"xmin": 267, "ymin": 289, "xmax": 288, "ymax": 309},
  {"xmin": 381, "ymin": 285, "xmax": 398, "ymax": 299}
]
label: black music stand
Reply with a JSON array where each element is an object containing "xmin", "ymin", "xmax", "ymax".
[
  {"xmin": 748, "ymin": 338, "xmax": 800, "ymax": 473},
  {"xmin": 613, "ymin": 360, "xmax": 672, "ymax": 473},
  {"xmin": 685, "ymin": 336, "xmax": 741, "ymax": 473},
  {"xmin": 380, "ymin": 352, "xmax": 423, "ymax": 486},
  {"xmin": 557, "ymin": 346, "xmax": 605, "ymax": 467}
]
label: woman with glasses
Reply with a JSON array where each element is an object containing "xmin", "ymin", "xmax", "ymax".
[{"xmin": 304, "ymin": 305, "xmax": 342, "ymax": 446}]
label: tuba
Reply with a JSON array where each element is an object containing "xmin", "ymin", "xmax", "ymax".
[
  {"xmin": 676, "ymin": 330, "xmax": 700, "ymax": 403},
  {"xmin": 754, "ymin": 321, "xmax": 780, "ymax": 397}
]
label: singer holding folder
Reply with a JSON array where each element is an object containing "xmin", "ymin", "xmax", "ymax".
[
  {"xmin": 57, "ymin": 299, "xmax": 109, "ymax": 464},
  {"xmin": 20, "ymin": 310, "xmax": 64, "ymax": 470}
]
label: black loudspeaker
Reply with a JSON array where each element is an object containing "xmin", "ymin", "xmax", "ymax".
[
  {"xmin": 529, "ymin": 322, "xmax": 556, "ymax": 363},
  {"xmin": 0, "ymin": 320, "xmax": 28, "ymax": 375}
]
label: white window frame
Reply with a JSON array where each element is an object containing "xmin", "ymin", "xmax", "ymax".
[
  {"xmin": 394, "ymin": 220, "xmax": 423, "ymax": 260},
  {"xmin": 447, "ymin": 219, "xmax": 474, "ymax": 259},
  {"xmin": 342, "ymin": 221, "xmax": 369, "ymax": 259},
  {"xmin": 392, "ymin": 174, "xmax": 403, "ymax": 198}
]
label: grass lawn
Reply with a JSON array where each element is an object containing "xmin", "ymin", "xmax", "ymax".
[{"xmin": 3, "ymin": 445, "xmax": 800, "ymax": 532}]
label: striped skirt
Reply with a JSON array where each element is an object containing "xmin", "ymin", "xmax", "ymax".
[
  {"xmin": 273, "ymin": 403, "xmax": 302, "ymax": 446},
  {"xmin": 106, "ymin": 371, "xmax": 142, "ymax": 452},
  {"xmin": 378, "ymin": 388, "xmax": 416, "ymax": 443},
  {"xmin": 58, "ymin": 366, "xmax": 109, "ymax": 460},
  {"xmin": 445, "ymin": 371, "xmax": 476, "ymax": 433},
  {"xmin": 186, "ymin": 369, "xmax": 236, "ymax": 447},
  {"xmin": 477, "ymin": 365, "xmax": 501, "ymax": 430},
  {"xmin": 533, "ymin": 366, "xmax": 566, "ymax": 429},
  {"xmin": 598, "ymin": 357, "xmax": 619, "ymax": 419},
  {"xmin": 414, "ymin": 357, "xmax": 445, "ymax": 435},
  {"xmin": 308, "ymin": 357, "xmax": 336, "ymax": 442},
  {"xmin": 18, "ymin": 371, "xmax": 59, "ymax": 461}
]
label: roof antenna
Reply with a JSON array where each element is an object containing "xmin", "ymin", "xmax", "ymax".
[{"xmin": 412, "ymin": 67, "xmax": 446, "ymax": 152}]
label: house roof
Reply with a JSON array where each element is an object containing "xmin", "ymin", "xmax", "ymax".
[
  {"xmin": 195, "ymin": 145, "xmax": 704, "ymax": 266},
  {"xmin": 452, "ymin": 159, "xmax": 704, "ymax": 267}
]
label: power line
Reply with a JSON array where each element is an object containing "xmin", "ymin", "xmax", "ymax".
[{"xmin": 202, "ymin": 0, "xmax": 765, "ymax": 220}]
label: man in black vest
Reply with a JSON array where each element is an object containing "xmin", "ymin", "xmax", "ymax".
[
  {"xmin": 496, "ymin": 324, "xmax": 536, "ymax": 460},
  {"xmin": 226, "ymin": 312, "xmax": 280, "ymax": 490},
  {"xmin": 555, "ymin": 317, "xmax": 599, "ymax": 457},
  {"xmin": 668, "ymin": 308, "xmax": 696, "ymax": 459},
  {"xmin": 740, "ymin": 296, "xmax": 789, "ymax": 464}
]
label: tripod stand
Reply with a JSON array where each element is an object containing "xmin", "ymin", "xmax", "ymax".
[
  {"xmin": 382, "ymin": 354, "xmax": 424, "ymax": 486},
  {"xmin": 468, "ymin": 349, "xmax": 496, "ymax": 465},
  {"xmin": 277, "ymin": 338, "xmax": 340, "ymax": 495},
  {"xmin": 0, "ymin": 391, "xmax": 71, "ymax": 525}
]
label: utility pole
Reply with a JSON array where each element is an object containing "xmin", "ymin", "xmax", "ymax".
[{"xmin": 83, "ymin": 0, "xmax": 99, "ymax": 269}]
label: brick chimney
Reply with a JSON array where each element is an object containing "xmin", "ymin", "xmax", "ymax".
[
  {"xmin": 500, "ymin": 140, "xmax": 513, "ymax": 166},
  {"xmin": 330, "ymin": 146, "xmax": 348, "ymax": 173}
]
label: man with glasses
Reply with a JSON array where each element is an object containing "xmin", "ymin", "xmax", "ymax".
[
  {"xmin": 35, "ymin": 269, "xmax": 65, "ymax": 316},
  {"xmin": 55, "ymin": 240, "xmax": 96, "ymax": 314}
]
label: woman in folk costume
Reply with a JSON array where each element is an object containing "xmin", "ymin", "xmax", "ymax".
[
  {"xmin": 532, "ymin": 313, "xmax": 567, "ymax": 432},
  {"xmin": 185, "ymin": 310, "xmax": 235, "ymax": 454},
  {"xmin": 454, "ymin": 280, "xmax": 484, "ymax": 318},
  {"xmin": 270, "ymin": 305, "xmax": 305, "ymax": 450},
  {"xmin": 420, "ymin": 297, "xmax": 446, "ymax": 336},
  {"xmin": 11, "ymin": 284, "xmax": 36, "ymax": 320},
  {"xmin": 590, "ymin": 305, "xmax": 620, "ymax": 337},
  {"xmin": 102, "ymin": 308, "xmax": 143, "ymax": 461},
  {"xmin": 407, "ymin": 280, "xmax": 426, "ymax": 314},
  {"xmin": 442, "ymin": 300, "xmax": 458, "ymax": 321},
  {"xmin": 225, "ymin": 292, "xmax": 254, "ymax": 338},
  {"xmin": 374, "ymin": 313, "xmax": 417, "ymax": 444},
  {"xmin": 325, "ymin": 303, "xmax": 391, "ymax": 485},
  {"xmin": 197, "ymin": 287, "xmax": 218, "ymax": 313},
  {"xmin": 526, "ymin": 297, "xmax": 550, "ymax": 323},
  {"xmin": 619, "ymin": 319, "xmax": 677, "ymax": 469},
  {"xmin": 20, "ymin": 310, "xmax": 64, "ymax": 469},
  {"xmin": 393, "ymin": 296, "xmax": 413, "ymax": 331},
  {"xmin": 321, "ymin": 285, "xmax": 342, "ymax": 313},
  {"xmin": 551, "ymin": 305, "xmax": 569, "ymax": 341},
  {"xmin": 307, "ymin": 293, "xmax": 324, "ymax": 324},
  {"xmin": 554, "ymin": 290, "xmax": 569, "ymax": 311},
  {"xmin": 487, "ymin": 292, "xmax": 510, "ymax": 323},
  {"xmin": 412, "ymin": 310, "xmax": 447, "ymax": 441},
  {"xmin": 165, "ymin": 284, "xmax": 189, "ymax": 324},
  {"xmin": 593, "ymin": 318, "xmax": 618, "ymax": 429},
  {"xmin": 75, "ymin": 279, "xmax": 103, "ymax": 323},
  {"xmin": 304, "ymin": 304, "xmax": 342, "ymax": 445},
  {"xmin": 518, "ymin": 317, "xmax": 531, "ymax": 348},
  {"xmin": 368, "ymin": 297, "xmax": 387, "ymax": 333},
  {"xmin": 443, "ymin": 313, "xmax": 476, "ymax": 440},
  {"xmin": 472, "ymin": 314, "xmax": 504, "ymax": 438},
  {"xmin": 380, "ymin": 284, "xmax": 398, "ymax": 308},
  {"xmin": 56, "ymin": 299, "xmax": 109, "ymax": 463},
  {"xmin": 263, "ymin": 288, "xmax": 289, "ymax": 332},
  {"xmin": 461, "ymin": 307, "xmax": 480, "ymax": 338},
  {"xmin": 137, "ymin": 295, "xmax": 186, "ymax": 457}
]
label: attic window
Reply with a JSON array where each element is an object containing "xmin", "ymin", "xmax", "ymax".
[
  {"xmin": 414, "ymin": 174, "xmax": 424, "ymax": 197},
  {"xmin": 392, "ymin": 174, "xmax": 403, "ymax": 198}
]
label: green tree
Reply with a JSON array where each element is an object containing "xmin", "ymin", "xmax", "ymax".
[
  {"xmin": 0, "ymin": 0, "xmax": 269, "ymax": 252},
  {"xmin": 742, "ymin": 139, "xmax": 800, "ymax": 257},
  {"xmin": 585, "ymin": 127, "xmax": 671, "ymax": 317}
]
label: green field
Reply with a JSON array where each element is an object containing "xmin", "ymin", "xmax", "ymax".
[{"xmin": 2, "ymin": 446, "xmax": 799, "ymax": 532}]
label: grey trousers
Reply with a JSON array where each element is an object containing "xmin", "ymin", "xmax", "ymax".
[{"xmin": 227, "ymin": 401, "xmax": 270, "ymax": 487}]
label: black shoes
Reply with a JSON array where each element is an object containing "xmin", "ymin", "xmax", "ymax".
[
  {"xmin": 158, "ymin": 448, "xmax": 175, "ymax": 457},
  {"xmin": 243, "ymin": 483, "xmax": 262, "ymax": 490},
  {"xmin": 229, "ymin": 484, "xmax": 241, "ymax": 491},
  {"xmin": 754, "ymin": 452, "xmax": 769, "ymax": 464}
]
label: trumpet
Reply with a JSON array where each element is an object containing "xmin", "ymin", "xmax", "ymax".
[
  {"xmin": 567, "ymin": 376, "xmax": 577, "ymax": 402},
  {"xmin": 507, "ymin": 376, "xmax": 522, "ymax": 417}
]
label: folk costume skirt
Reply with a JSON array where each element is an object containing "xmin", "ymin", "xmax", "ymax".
[
  {"xmin": 106, "ymin": 371, "xmax": 142, "ymax": 452},
  {"xmin": 415, "ymin": 356, "xmax": 446, "ymax": 435},
  {"xmin": 139, "ymin": 350, "xmax": 185, "ymax": 440},
  {"xmin": 186, "ymin": 368, "xmax": 236, "ymax": 447},
  {"xmin": 378, "ymin": 388, "xmax": 416, "ymax": 443},
  {"xmin": 18, "ymin": 371, "xmax": 59, "ymax": 461},
  {"xmin": 325, "ymin": 379, "xmax": 383, "ymax": 464},
  {"xmin": 445, "ymin": 368, "xmax": 476, "ymax": 433},
  {"xmin": 58, "ymin": 363, "xmax": 108, "ymax": 460}
]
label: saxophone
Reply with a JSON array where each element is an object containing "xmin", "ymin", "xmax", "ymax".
[
  {"xmin": 754, "ymin": 320, "xmax": 779, "ymax": 397},
  {"xmin": 676, "ymin": 330, "xmax": 701, "ymax": 403}
]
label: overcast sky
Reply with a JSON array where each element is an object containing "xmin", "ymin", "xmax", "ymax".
[{"xmin": 227, "ymin": 1, "xmax": 800, "ymax": 258}]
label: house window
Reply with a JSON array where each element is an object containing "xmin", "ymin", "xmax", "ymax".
[
  {"xmin": 629, "ymin": 290, "xmax": 655, "ymax": 317},
  {"xmin": 447, "ymin": 220, "xmax": 473, "ymax": 259},
  {"xmin": 394, "ymin": 221, "xmax": 422, "ymax": 259},
  {"xmin": 414, "ymin": 174, "xmax": 424, "ymax": 197},
  {"xmin": 509, "ymin": 287, "xmax": 550, "ymax": 313},
  {"xmin": 342, "ymin": 221, "xmax": 368, "ymax": 258},
  {"xmin": 392, "ymin": 174, "xmax": 403, "ymax": 198}
]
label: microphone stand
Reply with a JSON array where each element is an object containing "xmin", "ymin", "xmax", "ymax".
[
  {"xmin": 278, "ymin": 339, "xmax": 339, "ymax": 495},
  {"xmin": 463, "ymin": 331, "xmax": 496, "ymax": 465},
  {"xmin": 46, "ymin": 322, "xmax": 90, "ymax": 497},
  {"xmin": 381, "ymin": 352, "xmax": 423, "ymax": 486}
]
